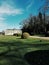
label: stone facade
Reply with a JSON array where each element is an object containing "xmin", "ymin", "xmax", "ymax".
[{"xmin": 4, "ymin": 29, "xmax": 22, "ymax": 35}]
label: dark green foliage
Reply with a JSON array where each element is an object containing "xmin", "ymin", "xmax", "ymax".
[
  {"xmin": 24, "ymin": 50, "xmax": 49, "ymax": 65},
  {"xmin": 13, "ymin": 33, "xmax": 21, "ymax": 36},
  {"xmin": 21, "ymin": 12, "xmax": 48, "ymax": 36}
]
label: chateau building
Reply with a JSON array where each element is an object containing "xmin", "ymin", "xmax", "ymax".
[{"xmin": 4, "ymin": 29, "xmax": 22, "ymax": 35}]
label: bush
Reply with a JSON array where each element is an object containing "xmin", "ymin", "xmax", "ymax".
[
  {"xmin": 22, "ymin": 32, "xmax": 30, "ymax": 39},
  {"xmin": 13, "ymin": 33, "xmax": 17, "ymax": 36},
  {"xmin": 17, "ymin": 34, "xmax": 21, "ymax": 36},
  {"xmin": 45, "ymin": 31, "xmax": 49, "ymax": 37},
  {"xmin": 13, "ymin": 33, "xmax": 21, "ymax": 36}
]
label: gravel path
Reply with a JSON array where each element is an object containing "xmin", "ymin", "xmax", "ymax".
[{"xmin": 30, "ymin": 36, "xmax": 49, "ymax": 40}]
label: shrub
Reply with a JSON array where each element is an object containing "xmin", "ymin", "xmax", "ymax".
[
  {"xmin": 46, "ymin": 31, "xmax": 49, "ymax": 37},
  {"xmin": 13, "ymin": 33, "xmax": 17, "ymax": 36},
  {"xmin": 17, "ymin": 33, "xmax": 21, "ymax": 36},
  {"xmin": 13, "ymin": 33, "xmax": 21, "ymax": 36},
  {"xmin": 22, "ymin": 32, "xmax": 30, "ymax": 39}
]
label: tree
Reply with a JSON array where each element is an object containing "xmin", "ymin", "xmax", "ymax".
[
  {"xmin": 38, "ymin": 12, "xmax": 45, "ymax": 34},
  {"xmin": 39, "ymin": 12, "xmax": 42, "ymax": 22},
  {"xmin": 21, "ymin": 15, "xmax": 34, "ymax": 35}
]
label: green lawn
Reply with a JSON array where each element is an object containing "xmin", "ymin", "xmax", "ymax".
[{"xmin": 0, "ymin": 35, "xmax": 49, "ymax": 65}]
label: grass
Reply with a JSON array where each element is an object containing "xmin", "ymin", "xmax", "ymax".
[
  {"xmin": 0, "ymin": 35, "xmax": 49, "ymax": 44},
  {"xmin": 0, "ymin": 35, "xmax": 49, "ymax": 65}
]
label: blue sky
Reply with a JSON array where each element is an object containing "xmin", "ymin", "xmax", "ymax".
[{"xmin": 0, "ymin": 0, "xmax": 45, "ymax": 31}]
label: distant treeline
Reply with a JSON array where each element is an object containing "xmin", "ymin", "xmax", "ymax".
[{"xmin": 21, "ymin": 12, "xmax": 49, "ymax": 36}]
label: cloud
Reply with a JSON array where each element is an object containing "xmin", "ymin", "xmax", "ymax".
[
  {"xmin": 0, "ymin": 0, "xmax": 24, "ymax": 31},
  {"xmin": 0, "ymin": 20, "xmax": 7, "ymax": 32},
  {"xmin": 0, "ymin": 22, "xmax": 6, "ymax": 27},
  {"xmin": 26, "ymin": 0, "xmax": 34, "ymax": 10},
  {"xmin": 0, "ymin": 4, "xmax": 24, "ymax": 15},
  {"xmin": 0, "ymin": 22, "xmax": 7, "ymax": 31},
  {"xmin": 0, "ymin": 16, "xmax": 7, "ymax": 27},
  {"xmin": 26, "ymin": 2, "xmax": 33, "ymax": 10},
  {"xmin": 0, "ymin": 15, "xmax": 8, "ymax": 31},
  {"xmin": 0, "ymin": 17, "xmax": 5, "ymax": 21}
]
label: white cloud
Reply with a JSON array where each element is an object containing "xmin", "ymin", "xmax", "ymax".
[
  {"xmin": 0, "ymin": 0, "xmax": 24, "ymax": 31},
  {"xmin": 26, "ymin": 2, "xmax": 33, "ymax": 10},
  {"xmin": 0, "ymin": 17, "xmax": 5, "ymax": 21},
  {"xmin": 26, "ymin": 0, "xmax": 34, "ymax": 11},
  {"xmin": 0, "ymin": 4, "xmax": 24, "ymax": 15},
  {"xmin": 0, "ymin": 22, "xmax": 6, "ymax": 27},
  {"xmin": 0, "ymin": 16, "xmax": 7, "ymax": 27},
  {"xmin": 0, "ymin": 17, "xmax": 8, "ymax": 31}
]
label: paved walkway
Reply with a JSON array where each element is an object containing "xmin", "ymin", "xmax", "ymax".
[{"xmin": 30, "ymin": 36, "xmax": 49, "ymax": 40}]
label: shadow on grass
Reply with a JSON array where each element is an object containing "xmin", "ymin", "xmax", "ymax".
[
  {"xmin": 0, "ymin": 41, "xmax": 49, "ymax": 46},
  {"xmin": 0, "ymin": 48, "xmax": 28, "ymax": 65},
  {"xmin": 24, "ymin": 50, "xmax": 49, "ymax": 65},
  {"xmin": 0, "ymin": 41, "xmax": 49, "ymax": 65}
]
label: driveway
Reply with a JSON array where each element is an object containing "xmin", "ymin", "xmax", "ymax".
[{"xmin": 30, "ymin": 36, "xmax": 49, "ymax": 40}]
